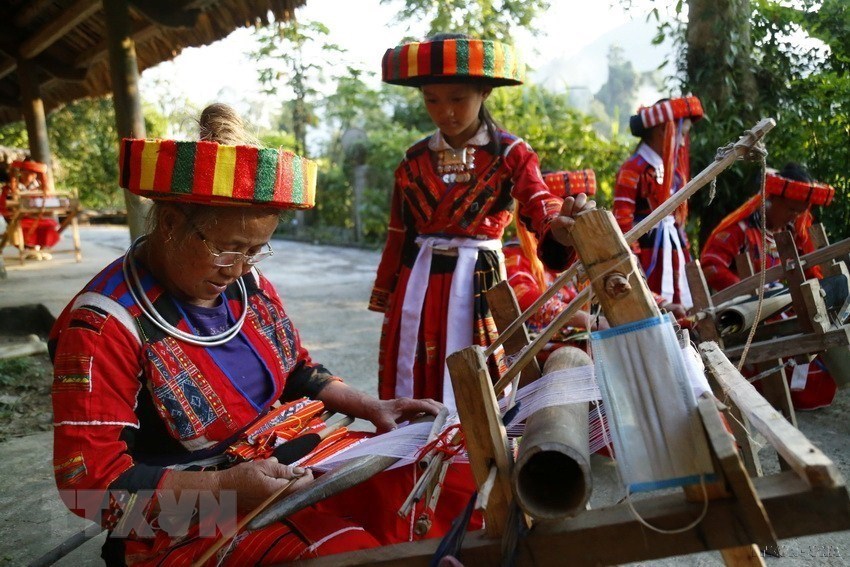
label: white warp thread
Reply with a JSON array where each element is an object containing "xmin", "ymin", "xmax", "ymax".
[{"xmin": 305, "ymin": 344, "xmax": 710, "ymax": 471}]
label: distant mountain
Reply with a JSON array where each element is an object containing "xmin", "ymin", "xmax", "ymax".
[{"xmin": 531, "ymin": 17, "xmax": 674, "ymax": 104}]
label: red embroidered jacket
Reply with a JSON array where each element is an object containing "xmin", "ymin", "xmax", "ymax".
[
  {"xmin": 369, "ymin": 130, "xmax": 568, "ymax": 312},
  {"xmin": 49, "ymin": 257, "xmax": 338, "ymax": 530},
  {"xmin": 612, "ymin": 148, "xmax": 690, "ymax": 253},
  {"xmin": 700, "ymin": 206, "xmax": 818, "ymax": 291}
]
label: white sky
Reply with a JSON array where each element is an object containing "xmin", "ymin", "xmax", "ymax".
[{"xmin": 140, "ymin": 0, "xmax": 673, "ymax": 130}]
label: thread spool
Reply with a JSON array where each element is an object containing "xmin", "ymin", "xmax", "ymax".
[{"xmin": 513, "ymin": 346, "xmax": 593, "ymax": 520}]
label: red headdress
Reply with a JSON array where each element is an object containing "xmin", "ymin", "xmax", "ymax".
[{"xmin": 705, "ymin": 169, "xmax": 835, "ymax": 257}]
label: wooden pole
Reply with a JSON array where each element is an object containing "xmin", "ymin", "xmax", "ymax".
[
  {"xmin": 446, "ymin": 346, "xmax": 517, "ymax": 536},
  {"xmin": 16, "ymin": 57, "xmax": 55, "ymax": 191},
  {"xmin": 104, "ymin": 0, "xmax": 151, "ymax": 241}
]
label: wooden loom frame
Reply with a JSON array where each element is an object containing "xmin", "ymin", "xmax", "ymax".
[
  {"xmin": 292, "ymin": 120, "xmax": 849, "ymax": 565},
  {"xmin": 687, "ymin": 226, "xmax": 850, "ymax": 476}
]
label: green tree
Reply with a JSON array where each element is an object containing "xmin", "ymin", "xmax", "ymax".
[
  {"xmin": 252, "ymin": 19, "xmax": 343, "ymax": 156},
  {"xmin": 635, "ymin": 0, "xmax": 849, "ymax": 246},
  {"xmin": 594, "ymin": 46, "xmax": 641, "ymax": 136},
  {"xmin": 489, "ymin": 85, "xmax": 631, "ymax": 205},
  {"xmin": 383, "ymin": 0, "xmax": 550, "ymax": 41}
]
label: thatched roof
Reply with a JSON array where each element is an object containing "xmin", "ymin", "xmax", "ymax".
[{"xmin": 0, "ymin": 0, "xmax": 306, "ymax": 126}]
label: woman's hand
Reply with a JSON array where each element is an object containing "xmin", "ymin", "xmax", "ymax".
[
  {"xmin": 315, "ymin": 381, "xmax": 441, "ymax": 433},
  {"xmin": 216, "ymin": 459, "xmax": 313, "ymax": 513},
  {"xmin": 362, "ymin": 397, "xmax": 443, "ymax": 433},
  {"xmin": 549, "ymin": 193, "xmax": 597, "ymax": 247}
]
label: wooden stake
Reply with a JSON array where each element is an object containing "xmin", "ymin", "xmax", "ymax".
[{"xmin": 447, "ymin": 346, "xmax": 518, "ymax": 536}]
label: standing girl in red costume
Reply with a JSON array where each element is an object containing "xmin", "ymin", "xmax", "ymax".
[
  {"xmin": 369, "ymin": 34, "xmax": 591, "ymax": 409},
  {"xmin": 613, "ymin": 96, "xmax": 704, "ymax": 308}
]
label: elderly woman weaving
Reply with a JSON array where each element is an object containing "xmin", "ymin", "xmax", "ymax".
[{"xmin": 48, "ymin": 104, "xmax": 446, "ymax": 566}]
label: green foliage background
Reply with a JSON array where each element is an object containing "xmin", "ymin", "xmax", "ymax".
[{"xmin": 2, "ymin": 0, "xmax": 844, "ymax": 251}]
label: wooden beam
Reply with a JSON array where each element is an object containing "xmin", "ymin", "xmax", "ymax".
[
  {"xmin": 292, "ymin": 473, "xmax": 850, "ymax": 567},
  {"xmin": 485, "ymin": 280, "xmax": 541, "ymax": 388},
  {"xmin": 697, "ymin": 396, "xmax": 777, "ymax": 548},
  {"xmin": 17, "ymin": 57, "xmax": 55, "ymax": 190},
  {"xmin": 104, "ymin": 0, "xmax": 150, "ymax": 241},
  {"xmin": 35, "ymin": 55, "xmax": 88, "ymax": 82},
  {"xmin": 700, "ymin": 342, "xmax": 843, "ymax": 488},
  {"xmin": 13, "ymin": 0, "xmax": 56, "ymax": 28},
  {"xmin": 712, "ymin": 237, "xmax": 850, "ymax": 305},
  {"xmin": 19, "ymin": 0, "xmax": 101, "ymax": 60},
  {"xmin": 129, "ymin": 0, "xmax": 200, "ymax": 28},
  {"xmin": 74, "ymin": 19, "xmax": 158, "ymax": 68},
  {"xmin": 447, "ymin": 346, "xmax": 516, "ymax": 537},
  {"xmin": 775, "ymin": 231, "xmax": 813, "ymax": 334},
  {"xmin": 735, "ymin": 251, "xmax": 755, "ymax": 279},
  {"xmin": 723, "ymin": 326, "xmax": 850, "ymax": 365},
  {"xmin": 686, "ymin": 260, "xmax": 722, "ymax": 344},
  {"xmin": 0, "ymin": 57, "xmax": 16, "ymax": 81}
]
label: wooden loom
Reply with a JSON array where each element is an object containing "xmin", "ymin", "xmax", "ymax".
[
  {"xmin": 687, "ymin": 226, "xmax": 850, "ymax": 476},
  {"xmin": 293, "ymin": 120, "xmax": 850, "ymax": 566}
]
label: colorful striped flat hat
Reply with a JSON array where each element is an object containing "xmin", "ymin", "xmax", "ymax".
[
  {"xmin": 119, "ymin": 139, "xmax": 317, "ymax": 210},
  {"xmin": 629, "ymin": 95, "xmax": 704, "ymax": 137},
  {"xmin": 766, "ymin": 170, "xmax": 835, "ymax": 207},
  {"xmin": 10, "ymin": 160, "xmax": 47, "ymax": 174},
  {"xmin": 543, "ymin": 169, "xmax": 596, "ymax": 197},
  {"xmin": 382, "ymin": 37, "xmax": 524, "ymax": 87}
]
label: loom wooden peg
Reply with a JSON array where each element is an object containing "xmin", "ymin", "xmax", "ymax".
[
  {"xmin": 603, "ymin": 272, "xmax": 631, "ymax": 299},
  {"xmin": 569, "ymin": 209, "xmax": 659, "ymax": 325}
]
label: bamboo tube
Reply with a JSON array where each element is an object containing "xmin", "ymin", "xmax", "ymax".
[
  {"xmin": 512, "ymin": 346, "xmax": 593, "ymax": 520},
  {"xmin": 716, "ymin": 293, "xmax": 793, "ymax": 335}
]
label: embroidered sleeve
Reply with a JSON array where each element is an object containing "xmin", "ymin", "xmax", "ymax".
[
  {"xmin": 505, "ymin": 140, "xmax": 574, "ymax": 271},
  {"xmin": 50, "ymin": 298, "xmax": 164, "ymax": 530},
  {"xmin": 700, "ymin": 226, "xmax": 745, "ymax": 292},
  {"xmin": 369, "ymin": 170, "xmax": 407, "ymax": 313},
  {"xmin": 613, "ymin": 162, "xmax": 641, "ymax": 248}
]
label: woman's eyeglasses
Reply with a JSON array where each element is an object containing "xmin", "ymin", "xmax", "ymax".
[{"xmin": 190, "ymin": 223, "xmax": 275, "ymax": 267}]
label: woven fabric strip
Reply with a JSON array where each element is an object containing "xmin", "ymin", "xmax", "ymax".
[
  {"xmin": 119, "ymin": 138, "xmax": 316, "ymax": 209},
  {"xmin": 635, "ymin": 95, "xmax": 704, "ymax": 130},
  {"xmin": 543, "ymin": 169, "xmax": 597, "ymax": 197}
]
